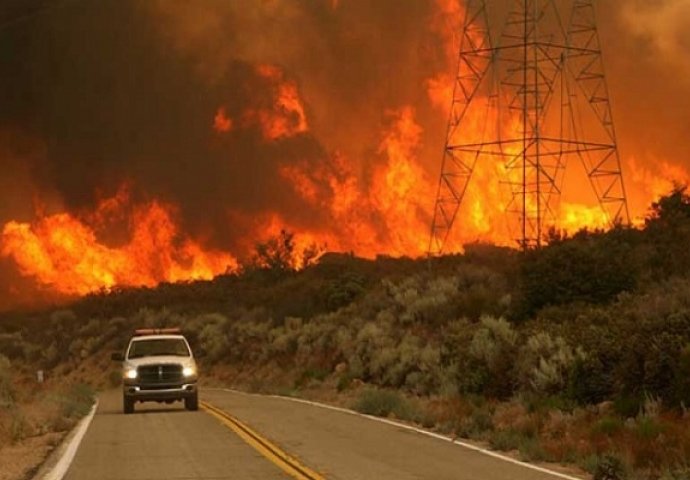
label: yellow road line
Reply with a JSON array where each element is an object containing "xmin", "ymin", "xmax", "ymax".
[{"xmin": 200, "ymin": 401, "xmax": 326, "ymax": 480}]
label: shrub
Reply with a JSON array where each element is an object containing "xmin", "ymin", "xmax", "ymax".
[
  {"xmin": 353, "ymin": 388, "xmax": 415, "ymax": 419},
  {"xmin": 661, "ymin": 468, "xmax": 690, "ymax": 480},
  {"xmin": 10, "ymin": 408, "xmax": 29, "ymax": 443},
  {"xmin": 635, "ymin": 416, "xmax": 664, "ymax": 441},
  {"xmin": 462, "ymin": 316, "xmax": 518, "ymax": 398},
  {"xmin": 593, "ymin": 454, "xmax": 629, "ymax": 480},
  {"xmin": 518, "ymin": 227, "xmax": 638, "ymax": 317},
  {"xmin": 368, "ymin": 333, "xmax": 441, "ymax": 393},
  {"xmin": 517, "ymin": 332, "xmax": 585, "ymax": 395},
  {"xmin": 592, "ymin": 416, "xmax": 624, "ymax": 437},
  {"xmin": 517, "ymin": 437, "xmax": 550, "ymax": 462},
  {"xmin": 60, "ymin": 384, "xmax": 95, "ymax": 418},
  {"xmin": 456, "ymin": 406, "xmax": 494, "ymax": 438},
  {"xmin": 614, "ymin": 395, "xmax": 642, "ymax": 419},
  {"xmin": 336, "ymin": 371, "xmax": 354, "ymax": 392},
  {"xmin": 0, "ymin": 355, "xmax": 14, "ymax": 408},
  {"xmin": 325, "ymin": 273, "xmax": 366, "ymax": 311},
  {"xmin": 454, "ymin": 263, "xmax": 511, "ymax": 320},
  {"xmin": 673, "ymin": 344, "xmax": 690, "ymax": 406},
  {"xmin": 197, "ymin": 314, "xmax": 231, "ymax": 362},
  {"xmin": 384, "ymin": 274, "xmax": 461, "ymax": 325},
  {"xmin": 294, "ymin": 367, "xmax": 329, "ymax": 388},
  {"xmin": 0, "ymin": 333, "xmax": 25, "ymax": 360},
  {"xmin": 469, "ymin": 316, "xmax": 517, "ymax": 362},
  {"xmin": 489, "ymin": 429, "xmax": 522, "ymax": 451}
]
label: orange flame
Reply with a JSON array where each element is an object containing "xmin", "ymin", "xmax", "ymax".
[
  {"xmin": 421, "ymin": 0, "xmax": 680, "ymax": 247},
  {"xmin": 213, "ymin": 107, "xmax": 233, "ymax": 133},
  {"xmin": 244, "ymin": 64, "xmax": 309, "ymax": 141},
  {"xmin": 0, "ymin": 189, "xmax": 237, "ymax": 296},
  {"xmin": 3, "ymin": 4, "xmax": 690, "ymax": 303},
  {"xmin": 279, "ymin": 106, "xmax": 432, "ymax": 257}
]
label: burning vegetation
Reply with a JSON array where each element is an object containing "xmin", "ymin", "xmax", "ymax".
[{"xmin": 0, "ymin": 0, "xmax": 687, "ymax": 307}]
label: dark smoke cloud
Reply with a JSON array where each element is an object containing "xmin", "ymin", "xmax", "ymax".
[
  {"xmin": 0, "ymin": 0, "xmax": 688, "ymax": 308},
  {"xmin": 0, "ymin": 0, "xmax": 445, "ymax": 244}
]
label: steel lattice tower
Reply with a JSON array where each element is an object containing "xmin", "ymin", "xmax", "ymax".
[{"xmin": 428, "ymin": 0, "xmax": 629, "ymax": 254}]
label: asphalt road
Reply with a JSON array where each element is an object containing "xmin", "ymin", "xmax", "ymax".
[
  {"xmin": 62, "ymin": 389, "xmax": 581, "ymax": 480},
  {"xmin": 63, "ymin": 390, "xmax": 288, "ymax": 480}
]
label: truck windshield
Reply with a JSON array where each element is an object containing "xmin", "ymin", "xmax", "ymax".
[{"xmin": 128, "ymin": 338, "xmax": 190, "ymax": 359}]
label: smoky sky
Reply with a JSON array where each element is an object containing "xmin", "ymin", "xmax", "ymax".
[
  {"xmin": 0, "ymin": 0, "xmax": 448, "ymax": 248},
  {"xmin": 0, "ymin": 0, "xmax": 689, "ymax": 309}
]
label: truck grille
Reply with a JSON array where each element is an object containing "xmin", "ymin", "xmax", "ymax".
[{"xmin": 137, "ymin": 364, "xmax": 183, "ymax": 385}]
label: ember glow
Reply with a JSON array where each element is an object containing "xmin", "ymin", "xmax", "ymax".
[
  {"xmin": 213, "ymin": 107, "xmax": 233, "ymax": 133},
  {"xmin": 0, "ymin": 0, "xmax": 688, "ymax": 305}
]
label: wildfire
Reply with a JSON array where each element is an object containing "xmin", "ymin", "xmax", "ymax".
[
  {"xmin": 421, "ymin": 0, "xmax": 689, "ymax": 247},
  {"xmin": 278, "ymin": 106, "xmax": 433, "ymax": 258},
  {"xmin": 1, "ymin": 1, "xmax": 689, "ymax": 305},
  {"xmin": 211, "ymin": 64, "xmax": 309, "ymax": 141},
  {"xmin": 247, "ymin": 64, "xmax": 309, "ymax": 141},
  {"xmin": 213, "ymin": 107, "xmax": 233, "ymax": 133},
  {"xmin": 0, "ymin": 188, "xmax": 237, "ymax": 296}
]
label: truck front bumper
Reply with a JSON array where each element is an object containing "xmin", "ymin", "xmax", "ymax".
[{"xmin": 123, "ymin": 383, "xmax": 197, "ymax": 402}]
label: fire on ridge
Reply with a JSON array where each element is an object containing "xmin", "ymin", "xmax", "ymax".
[{"xmin": 0, "ymin": 0, "xmax": 687, "ymax": 303}]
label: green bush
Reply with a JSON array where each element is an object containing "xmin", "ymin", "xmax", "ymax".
[
  {"xmin": 635, "ymin": 416, "xmax": 664, "ymax": 441},
  {"xmin": 517, "ymin": 332, "xmax": 585, "ymax": 394},
  {"xmin": 489, "ymin": 429, "xmax": 522, "ymax": 451},
  {"xmin": 518, "ymin": 227, "xmax": 639, "ymax": 317},
  {"xmin": 592, "ymin": 416, "xmax": 624, "ymax": 437},
  {"xmin": 294, "ymin": 367, "xmax": 329, "ymax": 388},
  {"xmin": 456, "ymin": 407, "xmax": 494, "ymax": 438},
  {"xmin": 464, "ymin": 316, "xmax": 518, "ymax": 398},
  {"xmin": 325, "ymin": 273, "xmax": 366, "ymax": 311},
  {"xmin": 57, "ymin": 383, "xmax": 96, "ymax": 419},
  {"xmin": 517, "ymin": 437, "xmax": 549, "ymax": 462},
  {"xmin": 353, "ymin": 388, "xmax": 415, "ymax": 419}
]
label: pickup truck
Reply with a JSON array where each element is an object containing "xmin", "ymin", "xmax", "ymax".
[{"xmin": 112, "ymin": 328, "xmax": 198, "ymax": 414}]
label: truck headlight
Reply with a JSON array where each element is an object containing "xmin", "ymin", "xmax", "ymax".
[
  {"xmin": 124, "ymin": 368, "xmax": 138, "ymax": 379},
  {"xmin": 183, "ymin": 366, "xmax": 196, "ymax": 377}
]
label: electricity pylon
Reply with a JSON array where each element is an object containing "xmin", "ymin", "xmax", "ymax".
[{"xmin": 428, "ymin": 0, "xmax": 629, "ymax": 254}]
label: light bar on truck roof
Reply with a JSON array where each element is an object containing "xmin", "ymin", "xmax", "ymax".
[{"xmin": 133, "ymin": 328, "xmax": 182, "ymax": 336}]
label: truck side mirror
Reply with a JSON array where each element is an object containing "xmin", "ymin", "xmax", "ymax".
[{"xmin": 111, "ymin": 352, "xmax": 124, "ymax": 361}]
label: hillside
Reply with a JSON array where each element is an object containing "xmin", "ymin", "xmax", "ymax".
[{"xmin": 2, "ymin": 188, "xmax": 690, "ymax": 479}]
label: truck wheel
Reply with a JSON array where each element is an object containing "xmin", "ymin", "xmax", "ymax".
[
  {"xmin": 123, "ymin": 395, "xmax": 135, "ymax": 414},
  {"xmin": 185, "ymin": 392, "xmax": 198, "ymax": 411}
]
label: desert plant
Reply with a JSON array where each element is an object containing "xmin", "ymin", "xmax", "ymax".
[
  {"xmin": 9, "ymin": 407, "xmax": 29, "ymax": 443},
  {"xmin": 353, "ymin": 388, "xmax": 415, "ymax": 419},
  {"xmin": 0, "ymin": 355, "xmax": 14, "ymax": 408},
  {"xmin": 593, "ymin": 454, "xmax": 628, "ymax": 480},
  {"xmin": 660, "ymin": 468, "xmax": 690, "ymax": 480},
  {"xmin": 464, "ymin": 316, "xmax": 518, "ymax": 398},
  {"xmin": 59, "ymin": 384, "xmax": 95, "ymax": 418},
  {"xmin": 592, "ymin": 416, "xmax": 624, "ymax": 437},
  {"xmin": 489, "ymin": 429, "xmax": 523, "ymax": 451},
  {"xmin": 518, "ymin": 332, "xmax": 586, "ymax": 395},
  {"xmin": 456, "ymin": 407, "xmax": 495, "ymax": 438},
  {"xmin": 198, "ymin": 315, "xmax": 231, "ymax": 362}
]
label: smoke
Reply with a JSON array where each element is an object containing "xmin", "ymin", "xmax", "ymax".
[
  {"xmin": 621, "ymin": 0, "xmax": 690, "ymax": 74},
  {"xmin": 0, "ymin": 0, "xmax": 688, "ymax": 308}
]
